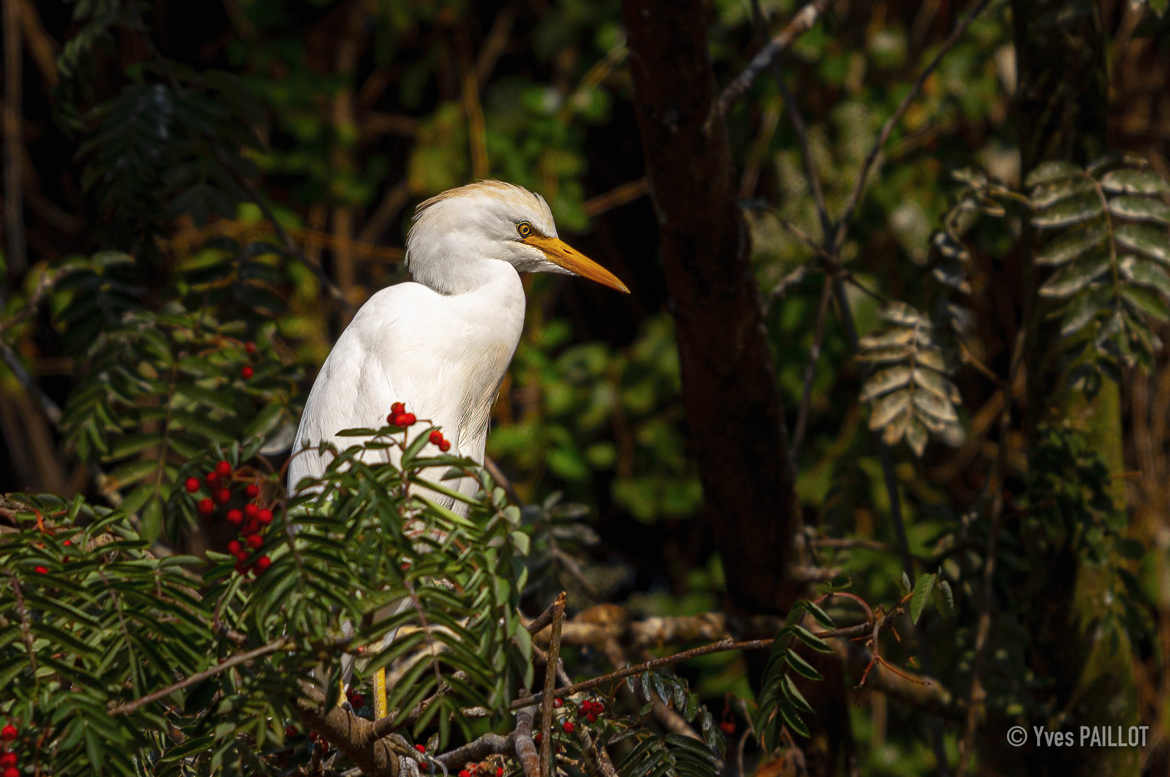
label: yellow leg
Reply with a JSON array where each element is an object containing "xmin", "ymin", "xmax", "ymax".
[
  {"xmin": 337, "ymin": 677, "xmax": 347, "ymax": 707},
  {"xmin": 374, "ymin": 667, "xmax": 388, "ymax": 719}
]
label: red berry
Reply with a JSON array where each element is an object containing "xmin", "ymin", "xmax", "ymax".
[
  {"xmin": 390, "ymin": 413, "xmax": 406, "ymax": 426},
  {"xmin": 215, "ymin": 488, "xmax": 231, "ymax": 505},
  {"xmin": 227, "ymin": 540, "xmax": 242, "ymax": 555},
  {"xmin": 553, "ymin": 697, "xmax": 563, "ymax": 708},
  {"xmin": 34, "ymin": 565, "xmax": 48, "ymax": 575},
  {"xmin": 215, "ymin": 460, "xmax": 232, "ymax": 476},
  {"xmin": 414, "ymin": 744, "xmax": 426, "ymax": 753},
  {"xmin": 0, "ymin": 753, "xmax": 15, "ymax": 766},
  {"xmin": 234, "ymin": 550, "xmax": 248, "ymax": 562},
  {"xmin": 562, "ymin": 721, "xmax": 575, "ymax": 733},
  {"xmin": 241, "ymin": 365, "xmax": 254, "ymax": 379},
  {"xmin": 246, "ymin": 534, "xmax": 263, "ymax": 550},
  {"xmin": 3, "ymin": 766, "xmax": 17, "ymax": 777},
  {"xmin": 198, "ymin": 498, "xmax": 215, "ymax": 516},
  {"xmin": 719, "ymin": 721, "xmax": 735, "ymax": 735},
  {"xmin": 1, "ymin": 724, "xmax": 15, "ymax": 740},
  {"xmin": 226, "ymin": 508, "xmax": 243, "ymax": 525},
  {"xmin": 402, "ymin": 413, "xmax": 416, "ymax": 426},
  {"xmin": 439, "ymin": 440, "xmax": 451, "ymax": 452},
  {"xmin": 245, "ymin": 504, "xmax": 259, "ymax": 519},
  {"xmin": 243, "ymin": 519, "xmax": 261, "ymax": 536},
  {"xmin": 391, "ymin": 401, "xmax": 405, "ymax": 415},
  {"xmin": 185, "ymin": 477, "xmax": 200, "ymax": 492},
  {"xmin": 258, "ymin": 508, "xmax": 273, "ymax": 525},
  {"xmin": 256, "ymin": 555, "xmax": 271, "ymax": 572},
  {"xmin": 429, "ymin": 430, "xmax": 444, "ymax": 445},
  {"xmin": 497, "ymin": 768, "xmax": 504, "ymax": 777},
  {"xmin": 586, "ymin": 713, "xmax": 597, "ymax": 723},
  {"xmin": 245, "ymin": 341, "xmax": 257, "ymax": 354},
  {"xmin": 349, "ymin": 692, "xmax": 365, "ymax": 707},
  {"xmin": 245, "ymin": 484, "xmax": 260, "ymax": 498},
  {"xmin": 460, "ymin": 771, "xmax": 471, "ymax": 777},
  {"xmin": 234, "ymin": 560, "xmax": 249, "ymax": 575},
  {"xmin": 205, "ymin": 471, "xmax": 219, "ymax": 486}
]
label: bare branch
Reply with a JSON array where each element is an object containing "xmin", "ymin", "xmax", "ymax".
[
  {"xmin": 514, "ymin": 706, "xmax": 540, "ymax": 777},
  {"xmin": 789, "ymin": 276, "xmax": 833, "ymax": 460},
  {"xmin": 512, "ymin": 637, "xmax": 774, "ymax": 709},
  {"xmin": 706, "ymin": 0, "xmax": 832, "ymax": 132},
  {"xmin": 539, "ymin": 592, "xmax": 566, "ymax": 777},
  {"xmin": 0, "ymin": 338, "xmax": 61, "ymax": 424},
  {"xmin": 109, "ymin": 638, "xmax": 293, "ymax": 716},
  {"xmin": 831, "ymin": 0, "xmax": 995, "ymax": 249}
]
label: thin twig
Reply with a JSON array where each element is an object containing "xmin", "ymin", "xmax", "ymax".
[
  {"xmin": 0, "ymin": 338, "xmax": 61, "ymax": 424},
  {"xmin": 512, "ymin": 638, "xmax": 774, "ymax": 709},
  {"xmin": 583, "ymin": 178, "xmax": 649, "ymax": 217},
  {"xmin": 958, "ymin": 330, "xmax": 1023, "ymax": 773},
  {"xmin": 214, "ymin": 147, "xmax": 355, "ymax": 313},
  {"xmin": 775, "ymin": 75, "xmax": 832, "ymax": 240},
  {"xmin": 790, "ymin": 276, "xmax": 833, "ymax": 459},
  {"xmin": 436, "ymin": 733, "xmax": 513, "ymax": 769},
  {"xmin": 830, "ymin": 0, "xmax": 994, "ymax": 251},
  {"xmin": 706, "ymin": 0, "xmax": 832, "ymax": 132},
  {"xmin": 4, "ymin": 0, "xmax": 26, "ymax": 275},
  {"xmin": 109, "ymin": 637, "xmax": 292, "ymax": 715},
  {"xmin": 539, "ymin": 592, "xmax": 566, "ymax": 777}
]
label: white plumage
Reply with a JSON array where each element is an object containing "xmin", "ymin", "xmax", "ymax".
[{"xmin": 288, "ymin": 180, "xmax": 628, "ymax": 497}]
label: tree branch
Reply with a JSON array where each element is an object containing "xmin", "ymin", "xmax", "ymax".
[
  {"xmin": 109, "ymin": 637, "xmax": 293, "ymax": 716},
  {"xmin": 539, "ymin": 593, "xmax": 566, "ymax": 777},
  {"xmin": 706, "ymin": 0, "xmax": 832, "ymax": 132}
]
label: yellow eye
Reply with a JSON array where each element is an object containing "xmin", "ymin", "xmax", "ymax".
[{"xmin": 517, "ymin": 221, "xmax": 533, "ymax": 238}]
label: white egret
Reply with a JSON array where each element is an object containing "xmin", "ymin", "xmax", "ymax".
[{"xmin": 287, "ymin": 180, "xmax": 629, "ymax": 718}]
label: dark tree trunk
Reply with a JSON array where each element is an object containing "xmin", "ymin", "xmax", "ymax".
[
  {"xmin": 620, "ymin": 0, "xmax": 797, "ymax": 617},
  {"xmin": 992, "ymin": 3, "xmax": 1139, "ymax": 776}
]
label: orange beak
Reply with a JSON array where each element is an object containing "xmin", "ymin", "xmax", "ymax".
[{"xmin": 523, "ymin": 235, "xmax": 630, "ymax": 294}]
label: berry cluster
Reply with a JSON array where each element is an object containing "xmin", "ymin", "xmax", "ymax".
[
  {"xmin": 458, "ymin": 761, "xmax": 506, "ymax": 777},
  {"xmin": 185, "ymin": 460, "xmax": 273, "ymax": 575},
  {"xmin": 241, "ymin": 340, "xmax": 257, "ymax": 380},
  {"xmin": 1, "ymin": 722, "xmax": 18, "ymax": 777},
  {"xmin": 386, "ymin": 402, "xmax": 451, "ymax": 452},
  {"xmin": 534, "ymin": 697, "xmax": 606, "ymax": 742},
  {"xmin": 577, "ymin": 698, "xmax": 605, "ymax": 724}
]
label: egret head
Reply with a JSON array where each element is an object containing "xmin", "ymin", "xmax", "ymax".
[{"xmin": 406, "ymin": 181, "xmax": 629, "ymax": 295}]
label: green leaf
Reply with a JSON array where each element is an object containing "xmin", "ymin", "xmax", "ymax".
[
  {"xmin": 1031, "ymin": 193, "xmax": 1103, "ymax": 229},
  {"xmin": 859, "ymin": 366, "xmax": 912, "ymax": 401},
  {"xmin": 868, "ymin": 390, "xmax": 911, "ymax": 429},
  {"xmin": 910, "ymin": 572, "xmax": 937, "ymax": 624},
  {"xmin": 1100, "ymin": 168, "xmax": 1169, "ymax": 195},
  {"xmin": 1035, "ymin": 224, "xmax": 1108, "ymax": 266},
  {"xmin": 785, "ymin": 648, "xmax": 823, "ymax": 681},
  {"xmin": 1108, "ymin": 195, "xmax": 1170, "ymax": 224},
  {"xmin": 1025, "ymin": 160, "xmax": 1082, "ymax": 187},
  {"xmin": 789, "ymin": 624, "xmax": 832, "ymax": 653},
  {"xmin": 1122, "ymin": 286, "xmax": 1169, "ymax": 322},
  {"xmin": 1030, "ymin": 178, "xmax": 1094, "ymax": 209},
  {"xmin": 1115, "ymin": 223, "xmax": 1170, "ymax": 266},
  {"xmin": 1060, "ymin": 292, "xmax": 1103, "ymax": 337},
  {"xmin": 105, "ymin": 458, "xmax": 160, "ymax": 490},
  {"xmin": 935, "ymin": 580, "xmax": 956, "ymax": 617},
  {"xmin": 1122, "ymin": 256, "xmax": 1170, "ymax": 297},
  {"xmin": 1038, "ymin": 251, "xmax": 1111, "ymax": 298}
]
